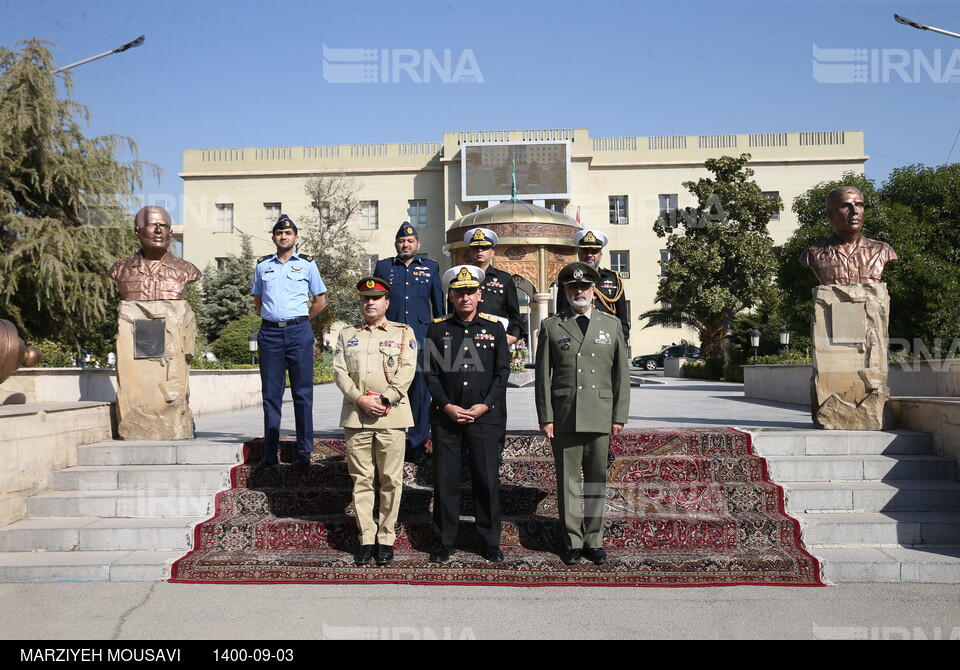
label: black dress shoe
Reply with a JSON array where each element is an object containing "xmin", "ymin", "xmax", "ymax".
[
  {"xmin": 429, "ymin": 544, "xmax": 454, "ymax": 563},
  {"xmin": 560, "ymin": 548, "xmax": 582, "ymax": 565},
  {"xmin": 485, "ymin": 545, "xmax": 504, "ymax": 562},
  {"xmin": 257, "ymin": 451, "xmax": 278, "ymax": 468},
  {"xmin": 355, "ymin": 545, "xmax": 374, "ymax": 566},
  {"xmin": 582, "ymin": 547, "xmax": 608, "ymax": 565},
  {"xmin": 293, "ymin": 453, "xmax": 311, "ymax": 467},
  {"xmin": 407, "ymin": 448, "xmax": 427, "ymax": 465},
  {"xmin": 376, "ymin": 545, "xmax": 395, "ymax": 566}
]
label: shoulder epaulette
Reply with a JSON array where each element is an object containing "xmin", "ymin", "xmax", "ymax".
[
  {"xmin": 256, "ymin": 255, "xmax": 271, "ymax": 263},
  {"xmin": 433, "ymin": 314, "xmax": 454, "ymax": 323},
  {"xmin": 299, "ymin": 254, "xmax": 315, "ymax": 262},
  {"xmin": 478, "ymin": 312, "xmax": 499, "ymax": 323}
]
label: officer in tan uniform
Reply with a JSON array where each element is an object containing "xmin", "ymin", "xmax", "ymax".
[{"xmin": 333, "ymin": 277, "xmax": 417, "ymax": 566}]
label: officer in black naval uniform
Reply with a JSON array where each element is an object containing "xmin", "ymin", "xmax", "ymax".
[
  {"xmin": 424, "ymin": 265, "xmax": 510, "ymax": 564},
  {"xmin": 453, "ymin": 227, "xmax": 526, "ymax": 345},
  {"xmin": 374, "ymin": 223, "xmax": 444, "ymax": 464},
  {"xmin": 556, "ymin": 229, "xmax": 630, "ymax": 344}
]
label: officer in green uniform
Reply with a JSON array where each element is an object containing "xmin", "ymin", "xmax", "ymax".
[
  {"xmin": 535, "ymin": 262, "xmax": 630, "ymax": 566},
  {"xmin": 333, "ymin": 277, "xmax": 417, "ymax": 567}
]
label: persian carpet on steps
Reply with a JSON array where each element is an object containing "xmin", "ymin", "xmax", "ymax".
[{"xmin": 170, "ymin": 428, "xmax": 824, "ymax": 586}]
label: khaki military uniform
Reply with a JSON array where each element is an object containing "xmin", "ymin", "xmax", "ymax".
[{"xmin": 333, "ymin": 320, "xmax": 417, "ymax": 546}]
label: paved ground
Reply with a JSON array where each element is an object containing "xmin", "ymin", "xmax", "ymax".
[{"xmin": 4, "ymin": 373, "xmax": 960, "ymax": 641}]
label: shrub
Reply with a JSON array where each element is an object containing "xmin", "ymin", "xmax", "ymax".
[{"xmin": 210, "ymin": 314, "xmax": 263, "ymax": 365}]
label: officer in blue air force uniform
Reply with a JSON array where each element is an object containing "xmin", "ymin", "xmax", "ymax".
[
  {"xmin": 251, "ymin": 214, "xmax": 327, "ymax": 467},
  {"xmin": 374, "ymin": 223, "xmax": 444, "ymax": 463}
]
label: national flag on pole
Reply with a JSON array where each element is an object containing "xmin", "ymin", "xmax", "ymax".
[{"xmin": 576, "ymin": 206, "xmax": 581, "ymax": 224}]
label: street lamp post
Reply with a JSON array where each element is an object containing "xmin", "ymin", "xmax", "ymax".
[
  {"xmin": 779, "ymin": 325, "xmax": 791, "ymax": 352},
  {"xmin": 53, "ymin": 36, "xmax": 146, "ymax": 73},
  {"xmin": 894, "ymin": 14, "xmax": 960, "ymax": 40},
  {"xmin": 749, "ymin": 328, "xmax": 761, "ymax": 364}
]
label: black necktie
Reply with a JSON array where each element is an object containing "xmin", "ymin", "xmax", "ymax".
[{"xmin": 577, "ymin": 314, "xmax": 589, "ymax": 335}]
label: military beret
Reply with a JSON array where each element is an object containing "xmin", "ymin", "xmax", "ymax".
[
  {"xmin": 395, "ymin": 222, "xmax": 418, "ymax": 239},
  {"xmin": 273, "ymin": 214, "xmax": 298, "ymax": 233}
]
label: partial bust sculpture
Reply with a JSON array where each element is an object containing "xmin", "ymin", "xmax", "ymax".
[
  {"xmin": 108, "ymin": 206, "xmax": 202, "ymax": 300},
  {"xmin": 800, "ymin": 186, "xmax": 897, "ymax": 285}
]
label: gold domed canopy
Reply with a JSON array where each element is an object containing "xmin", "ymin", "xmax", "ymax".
[{"xmin": 455, "ymin": 199, "xmax": 577, "ymax": 229}]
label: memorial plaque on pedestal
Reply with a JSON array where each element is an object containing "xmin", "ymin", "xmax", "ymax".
[{"xmin": 134, "ymin": 319, "xmax": 166, "ymax": 358}]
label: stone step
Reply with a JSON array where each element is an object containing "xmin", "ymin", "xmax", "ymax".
[
  {"xmin": 766, "ymin": 455, "xmax": 957, "ymax": 482},
  {"xmin": 814, "ymin": 545, "xmax": 960, "ymax": 583},
  {"xmin": 0, "ymin": 517, "xmax": 203, "ymax": 552},
  {"xmin": 26, "ymin": 489, "xmax": 219, "ymax": 518},
  {"xmin": 797, "ymin": 511, "xmax": 960, "ymax": 546},
  {"xmin": 783, "ymin": 480, "xmax": 960, "ymax": 513},
  {"xmin": 52, "ymin": 465, "xmax": 233, "ymax": 491},
  {"xmin": 77, "ymin": 440, "xmax": 241, "ymax": 466},
  {"xmin": 752, "ymin": 429, "xmax": 934, "ymax": 457},
  {"xmin": 0, "ymin": 550, "xmax": 180, "ymax": 582}
]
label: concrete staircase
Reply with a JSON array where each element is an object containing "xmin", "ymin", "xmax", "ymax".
[
  {"xmin": 0, "ymin": 439, "xmax": 239, "ymax": 582},
  {"xmin": 754, "ymin": 429, "xmax": 960, "ymax": 583}
]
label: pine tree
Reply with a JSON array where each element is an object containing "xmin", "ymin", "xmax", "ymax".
[
  {"xmin": 197, "ymin": 233, "xmax": 256, "ymax": 342},
  {"xmin": 0, "ymin": 39, "xmax": 157, "ymax": 347}
]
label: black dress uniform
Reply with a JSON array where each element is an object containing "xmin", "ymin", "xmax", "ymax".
[{"xmin": 424, "ymin": 310, "xmax": 510, "ymax": 551}]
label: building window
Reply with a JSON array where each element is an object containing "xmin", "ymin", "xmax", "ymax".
[
  {"xmin": 659, "ymin": 194, "xmax": 678, "ymax": 217},
  {"xmin": 609, "ymin": 250, "xmax": 630, "ymax": 278},
  {"xmin": 216, "ymin": 203, "xmax": 234, "ymax": 233},
  {"xmin": 609, "ymin": 196, "xmax": 628, "ymax": 225},
  {"xmin": 360, "ymin": 201, "xmax": 379, "ymax": 230},
  {"xmin": 545, "ymin": 200, "xmax": 566, "ymax": 213},
  {"xmin": 660, "ymin": 249, "xmax": 673, "ymax": 277},
  {"xmin": 763, "ymin": 191, "xmax": 780, "ymax": 221},
  {"xmin": 362, "ymin": 254, "xmax": 377, "ymax": 274},
  {"xmin": 661, "ymin": 301, "xmax": 681, "ymax": 329},
  {"xmin": 408, "ymin": 199, "xmax": 427, "ymax": 227},
  {"xmin": 263, "ymin": 203, "xmax": 281, "ymax": 231}
]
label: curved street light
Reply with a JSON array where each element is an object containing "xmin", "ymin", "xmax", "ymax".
[
  {"xmin": 894, "ymin": 14, "xmax": 960, "ymax": 40},
  {"xmin": 53, "ymin": 35, "xmax": 145, "ymax": 73}
]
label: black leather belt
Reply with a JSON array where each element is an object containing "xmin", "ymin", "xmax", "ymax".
[{"xmin": 261, "ymin": 316, "xmax": 308, "ymax": 328}]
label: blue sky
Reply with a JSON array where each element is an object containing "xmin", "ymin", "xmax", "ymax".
[{"xmin": 3, "ymin": 0, "xmax": 960, "ymax": 222}]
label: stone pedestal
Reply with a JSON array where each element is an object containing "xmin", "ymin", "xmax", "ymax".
[
  {"xmin": 115, "ymin": 300, "xmax": 196, "ymax": 440},
  {"xmin": 810, "ymin": 284, "xmax": 890, "ymax": 430}
]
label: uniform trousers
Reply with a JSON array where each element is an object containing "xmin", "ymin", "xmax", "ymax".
[
  {"xmin": 406, "ymin": 348, "xmax": 431, "ymax": 452},
  {"xmin": 344, "ymin": 427, "xmax": 406, "ymax": 546},
  {"xmin": 551, "ymin": 431, "xmax": 609, "ymax": 550},
  {"xmin": 258, "ymin": 319, "xmax": 314, "ymax": 457},
  {"xmin": 432, "ymin": 420, "xmax": 503, "ymax": 547}
]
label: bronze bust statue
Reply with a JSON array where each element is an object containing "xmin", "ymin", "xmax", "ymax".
[
  {"xmin": 800, "ymin": 186, "xmax": 897, "ymax": 285},
  {"xmin": 109, "ymin": 206, "xmax": 202, "ymax": 300}
]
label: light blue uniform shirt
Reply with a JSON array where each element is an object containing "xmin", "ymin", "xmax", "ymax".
[{"xmin": 251, "ymin": 251, "xmax": 326, "ymax": 322}]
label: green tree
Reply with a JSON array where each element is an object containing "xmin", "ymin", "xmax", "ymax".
[
  {"xmin": 296, "ymin": 173, "xmax": 369, "ymax": 333},
  {"xmin": 0, "ymin": 39, "xmax": 156, "ymax": 347},
  {"xmin": 779, "ymin": 166, "xmax": 960, "ymax": 352},
  {"xmin": 640, "ymin": 154, "xmax": 781, "ymax": 358},
  {"xmin": 197, "ymin": 233, "xmax": 255, "ymax": 342}
]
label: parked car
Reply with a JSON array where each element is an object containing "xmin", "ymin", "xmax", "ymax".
[{"xmin": 632, "ymin": 344, "xmax": 701, "ymax": 371}]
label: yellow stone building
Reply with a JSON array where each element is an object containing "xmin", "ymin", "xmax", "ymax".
[{"xmin": 180, "ymin": 128, "xmax": 866, "ymax": 354}]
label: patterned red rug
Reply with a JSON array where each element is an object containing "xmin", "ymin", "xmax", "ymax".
[{"xmin": 170, "ymin": 428, "xmax": 824, "ymax": 586}]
